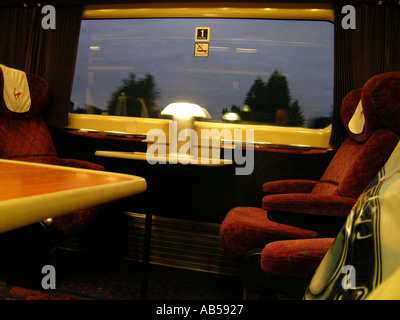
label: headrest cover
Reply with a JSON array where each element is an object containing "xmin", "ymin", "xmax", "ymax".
[
  {"xmin": 342, "ymin": 72, "xmax": 400, "ymax": 143},
  {"xmin": 341, "ymin": 88, "xmax": 363, "ymax": 140},
  {"xmin": 348, "ymin": 100, "xmax": 365, "ymax": 134},
  {"xmin": 0, "ymin": 65, "xmax": 49, "ymax": 119},
  {"xmin": 0, "ymin": 64, "xmax": 31, "ymax": 113}
]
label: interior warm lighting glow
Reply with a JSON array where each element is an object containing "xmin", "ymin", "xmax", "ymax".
[
  {"xmin": 222, "ymin": 112, "xmax": 241, "ymax": 122},
  {"xmin": 160, "ymin": 102, "xmax": 207, "ymax": 157},
  {"xmin": 201, "ymin": 108, "xmax": 212, "ymax": 120},
  {"xmin": 161, "ymin": 102, "xmax": 206, "ymax": 118}
]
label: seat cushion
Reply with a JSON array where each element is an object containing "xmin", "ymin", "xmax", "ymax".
[
  {"xmin": 0, "ymin": 117, "xmax": 59, "ymax": 160},
  {"xmin": 261, "ymin": 238, "xmax": 335, "ymax": 279},
  {"xmin": 220, "ymin": 207, "xmax": 320, "ymax": 260}
]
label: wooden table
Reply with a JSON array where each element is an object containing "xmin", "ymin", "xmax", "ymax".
[
  {"xmin": 95, "ymin": 150, "xmax": 233, "ymax": 166},
  {"xmin": 0, "ymin": 159, "xmax": 146, "ymax": 233}
]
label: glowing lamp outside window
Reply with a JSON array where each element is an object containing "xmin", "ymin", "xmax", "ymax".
[
  {"xmin": 222, "ymin": 112, "xmax": 241, "ymax": 122},
  {"xmin": 161, "ymin": 102, "xmax": 207, "ymax": 118},
  {"xmin": 161, "ymin": 102, "xmax": 207, "ymax": 157}
]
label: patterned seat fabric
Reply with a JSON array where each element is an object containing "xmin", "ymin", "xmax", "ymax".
[
  {"xmin": 221, "ymin": 207, "xmax": 320, "ymax": 261},
  {"xmin": 261, "ymin": 238, "xmax": 335, "ymax": 279},
  {"xmin": 260, "ymin": 72, "xmax": 400, "ymax": 283},
  {"xmin": 305, "ymin": 141, "xmax": 400, "ymax": 300},
  {"xmin": 220, "ymin": 72, "xmax": 400, "ymax": 262},
  {"xmin": 0, "ymin": 65, "xmax": 104, "ymax": 236}
]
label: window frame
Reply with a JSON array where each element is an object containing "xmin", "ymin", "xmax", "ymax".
[{"xmin": 66, "ymin": 3, "xmax": 335, "ymax": 150}]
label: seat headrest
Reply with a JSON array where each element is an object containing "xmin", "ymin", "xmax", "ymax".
[
  {"xmin": 342, "ymin": 72, "xmax": 400, "ymax": 143},
  {"xmin": 361, "ymin": 72, "xmax": 400, "ymax": 139},
  {"xmin": 0, "ymin": 64, "xmax": 49, "ymax": 119},
  {"xmin": 341, "ymin": 88, "xmax": 363, "ymax": 140}
]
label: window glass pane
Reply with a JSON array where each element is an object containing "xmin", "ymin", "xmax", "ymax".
[{"xmin": 71, "ymin": 18, "xmax": 333, "ymax": 128}]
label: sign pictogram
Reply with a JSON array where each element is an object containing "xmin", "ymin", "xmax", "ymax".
[
  {"xmin": 194, "ymin": 42, "xmax": 209, "ymax": 57},
  {"xmin": 195, "ymin": 27, "xmax": 210, "ymax": 41}
]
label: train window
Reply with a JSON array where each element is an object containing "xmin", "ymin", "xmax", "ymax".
[{"xmin": 71, "ymin": 17, "xmax": 333, "ymax": 128}]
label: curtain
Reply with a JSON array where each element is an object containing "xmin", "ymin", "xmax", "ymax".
[
  {"xmin": 331, "ymin": 3, "xmax": 400, "ymax": 148},
  {"xmin": 0, "ymin": 7, "xmax": 34, "ymax": 71},
  {"xmin": 0, "ymin": 5, "xmax": 83, "ymax": 127}
]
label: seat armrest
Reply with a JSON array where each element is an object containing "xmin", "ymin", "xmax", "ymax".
[
  {"xmin": 263, "ymin": 193, "xmax": 357, "ymax": 236},
  {"xmin": 263, "ymin": 180, "xmax": 318, "ymax": 194},
  {"xmin": 262, "ymin": 193, "xmax": 356, "ymax": 217}
]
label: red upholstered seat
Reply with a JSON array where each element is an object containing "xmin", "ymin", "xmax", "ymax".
[
  {"xmin": 221, "ymin": 207, "xmax": 320, "ymax": 261},
  {"xmin": 220, "ymin": 72, "xmax": 400, "ymax": 264},
  {"xmin": 261, "ymin": 238, "xmax": 335, "ymax": 279},
  {"xmin": 260, "ymin": 71, "xmax": 400, "ymax": 286},
  {"xmin": 303, "ymin": 142, "xmax": 400, "ymax": 299},
  {"xmin": 0, "ymin": 65, "xmax": 104, "ymax": 236}
]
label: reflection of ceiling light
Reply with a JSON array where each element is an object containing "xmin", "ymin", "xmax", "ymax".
[
  {"xmin": 236, "ymin": 48, "xmax": 257, "ymax": 53},
  {"xmin": 210, "ymin": 47, "xmax": 228, "ymax": 52},
  {"xmin": 161, "ymin": 102, "xmax": 206, "ymax": 118},
  {"xmin": 242, "ymin": 105, "xmax": 251, "ymax": 112},
  {"xmin": 201, "ymin": 107, "xmax": 212, "ymax": 119},
  {"xmin": 89, "ymin": 46, "xmax": 101, "ymax": 50},
  {"xmin": 222, "ymin": 112, "xmax": 241, "ymax": 122},
  {"xmin": 161, "ymin": 102, "xmax": 207, "ymax": 157}
]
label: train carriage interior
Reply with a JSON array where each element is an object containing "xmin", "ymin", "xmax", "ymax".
[{"xmin": 0, "ymin": 0, "xmax": 400, "ymax": 307}]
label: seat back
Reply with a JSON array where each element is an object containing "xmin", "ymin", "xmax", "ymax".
[
  {"xmin": 0, "ymin": 64, "xmax": 102, "ymax": 237},
  {"xmin": 311, "ymin": 72, "xmax": 400, "ymax": 199},
  {"xmin": 0, "ymin": 64, "xmax": 61, "ymax": 165},
  {"xmin": 305, "ymin": 141, "xmax": 400, "ymax": 300}
]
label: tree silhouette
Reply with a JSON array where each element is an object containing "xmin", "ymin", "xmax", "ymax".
[
  {"xmin": 244, "ymin": 77, "xmax": 266, "ymax": 113},
  {"xmin": 264, "ymin": 70, "xmax": 291, "ymax": 114},
  {"xmin": 309, "ymin": 114, "xmax": 332, "ymax": 129},
  {"xmin": 287, "ymin": 100, "xmax": 305, "ymax": 127},
  {"xmin": 107, "ymin": 73, "xmax": 160, "ymax": 118},
  {"xmin": 240, "ymin": 70, "xmax": 305, "ymax": 127},
  {"xmin": 243, "ymin": 77, "xmax": 269, "ymax": 122}
]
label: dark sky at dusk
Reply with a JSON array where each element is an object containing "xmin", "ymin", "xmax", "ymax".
[{"xmin": 71, "ymin": 18, "xmax": 334, "ymax": 124}]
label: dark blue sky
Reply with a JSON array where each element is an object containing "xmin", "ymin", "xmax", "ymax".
[{"xmin": 71, "ymin": 18, "xmax": 334, "ymax": 124}]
